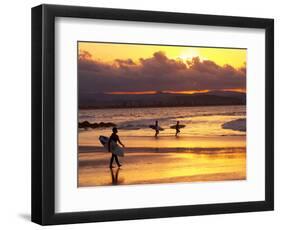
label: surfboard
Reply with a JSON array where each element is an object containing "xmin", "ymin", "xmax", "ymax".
[
  {"xmin": 170, "ymin": 124, "xmax": 185, "ymax": 129},
  {"xmin": 99, "ymin": 136, "xmax": 124, "ymax": 157},
  {"xmin": 149, "ymin": 125, "xmax": 164, "ymax": 131}
]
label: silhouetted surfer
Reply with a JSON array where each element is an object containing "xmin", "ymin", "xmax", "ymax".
[
  {"xmin": 155, "ymin": 120, "xmax": 160, "ymax": 137},
  {"xmin": 175, "ymin": 121, "xmax": 180, "ymax": 136},
  {"xmin": 108, "ymin": 127, "xmax": 125, "ymax": 168}
]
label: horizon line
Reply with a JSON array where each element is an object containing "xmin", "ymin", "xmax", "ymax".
[{"xmin": 82, "ymin": 89, "xmax": 246, "ymax": 95}]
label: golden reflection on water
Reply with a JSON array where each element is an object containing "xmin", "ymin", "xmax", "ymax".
[
  {"xmin": 79, "ymin": 150, "xmax": 246, "ymax": 187},
  {"xmin": 163, "ymin": 152, "xmax": 245, "ymax": 181}
]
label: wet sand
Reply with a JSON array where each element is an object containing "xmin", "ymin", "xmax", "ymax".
[{"xmin": 78, "ymin": 134, "xmax": 246, "ymax": 187}]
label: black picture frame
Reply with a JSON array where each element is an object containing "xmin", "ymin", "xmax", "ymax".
[{"xmin": 31, "ymin": 4, "xmax": 274, "ymax": 225}]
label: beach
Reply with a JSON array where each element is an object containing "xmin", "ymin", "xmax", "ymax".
[
  {"xmin": 78, "ymin": 135, "xmax": 246, "ymax": 187},
  {"xmin": 78, "ymin": 105, "xmax": 246, "ymax": 187}
]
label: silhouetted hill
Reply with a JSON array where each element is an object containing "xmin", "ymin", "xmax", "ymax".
[{"xmin": 79, "ymin": 91, "xmax": 246, "ymax": 109}]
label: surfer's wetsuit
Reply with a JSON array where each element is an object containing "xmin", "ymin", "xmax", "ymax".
[
  {"xmin": 108, "ymin": 133, "xmax": 121, "ymax": 168},
  {"xmin": 109, "ymin": 133, "xmax": 119, "ymax": 143},
  {"xmin": 176, "ymin": 125, "xmax": 180, "ymax": 136},
  {"xmin": 155, "ymin": 121, "xmax": 159, "ymax": 137}
]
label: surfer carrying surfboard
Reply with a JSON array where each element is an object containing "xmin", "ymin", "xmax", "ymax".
[
  {"xmin": 149, "ymin": 120, "xmax": 164, "ymax": 137},
  {"xmin": 154, "ymin": 120, "xmax": 160, "ymax": 137},
  {"xmin": 108, "ymin": 127, "xmax": 125, "ymax": 168},
  {"xmin": 170, "ymin": 121, "xmax": 185, "ymax": 136},
  {"xmin": 175, "ymin": 121, "xmax": 181, "ymax": 136}
]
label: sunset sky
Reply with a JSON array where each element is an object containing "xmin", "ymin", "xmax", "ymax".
[{"xmin": 78, "ymin": 42, "xmax": 246, "ymax": 95}]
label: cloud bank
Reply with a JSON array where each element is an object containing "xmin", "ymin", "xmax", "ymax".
[{"xmin": 78, "ymin": 50, "xmax": 246, "ymax": 94}]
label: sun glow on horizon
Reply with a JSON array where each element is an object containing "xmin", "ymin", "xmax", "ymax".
[{"xmin": 104, "ymin": 89, "xmax": 245, "ymax": 95}]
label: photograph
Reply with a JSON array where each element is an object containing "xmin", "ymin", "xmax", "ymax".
[
  {"xmin": 78, "ymin": 42, "xmax": 247, "ymax": 187},
  {"xmin": 31, "ymin": 4, "xmax": 274, "ymax": 225}
]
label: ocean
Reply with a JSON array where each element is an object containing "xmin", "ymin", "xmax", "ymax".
[{"xmin": 79, "ymin": 105, "xmax": 246, "ymax": 137}]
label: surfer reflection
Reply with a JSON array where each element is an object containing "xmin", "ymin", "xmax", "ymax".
[
  {"xmin": 175, "ymin": 121, "xmax": 180, "ymax": 136},
  {"xmin": 108, "ymin": 127, "xmax": 125, "ymax": 168},
  {"xmin": 110, "ymin": 167, "xmax": 120, "ymax": 185}
]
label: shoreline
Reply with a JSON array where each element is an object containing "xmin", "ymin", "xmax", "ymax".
[
  {"xmin": 79, "ymin": 146, "xmax": 246, "ymax": 154},
  {"xmin": 79, "ymin": 135, "xmax": 246, "ymax": 149}
]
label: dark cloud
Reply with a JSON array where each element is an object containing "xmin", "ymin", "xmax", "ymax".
[
  {"xmin": 79, "ymin": 50, "xmax": 92, "ymax": 60},
  {"xmin": 115, "ymin": 58, "xmax": 136, "ymax": 67},
  {"xmin": 78, "ymin": 51, "xmax": 246, "ymax": 94}
]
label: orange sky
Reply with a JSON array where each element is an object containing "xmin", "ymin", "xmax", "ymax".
[
  {"xmin": 79, "ymin": 42, "xmax": 246, "ymax": 69},
  {"xmin": 78, "ymin": 42, "xmax": 246, "ymax": 94}
]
